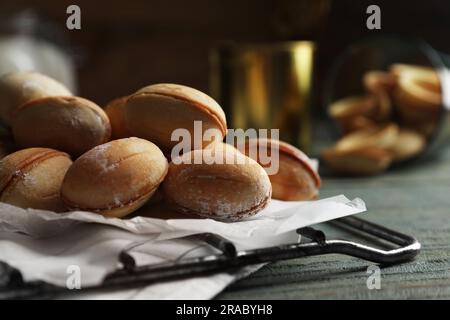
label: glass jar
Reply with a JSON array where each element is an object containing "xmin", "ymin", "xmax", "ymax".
[{"xmin": 324, "ymin": 35, "xmax": 450, "ymax": 164}]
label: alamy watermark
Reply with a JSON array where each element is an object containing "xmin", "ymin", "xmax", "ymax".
[
  {"xmin": 366, "ymin": 5, "xmax": 381, "ymax": 30},
  {"xmin": 366, "ymin": 265, "xmax": 381, "ymax": 290},
  {"xmin": 170, "ymin": 121, "xmax": 281, "ymax": 175},
  {"xmin": 66, "ymin": 5, "xmax": 81, "ymax": 30},
  {"xmin": 66, "ymin": 264, "xmax": 81, "ymax": 290},
  {"xmin": 66, "ymin": 4, "xmax": 381, "ymax": 32}
]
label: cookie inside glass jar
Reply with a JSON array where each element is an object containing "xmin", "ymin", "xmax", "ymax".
[{"xmin": 324, "ymin": 62, "xmax": 440, "ymax": 175}]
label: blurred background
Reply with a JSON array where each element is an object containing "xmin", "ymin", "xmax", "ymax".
[
  {"xmin": 2, "ymin": 0, "xmax": 449, "ymax": 104},
  {"xmin": 1, "ymin": 0, "xmax": 450, "ymax": 161}
]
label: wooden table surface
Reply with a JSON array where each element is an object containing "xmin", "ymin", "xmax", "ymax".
[{"xmin": 217, "ymin": 148, "xmax": 450, "ymax": 299}]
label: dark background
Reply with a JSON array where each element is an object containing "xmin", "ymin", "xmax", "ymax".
[{"xmin": 1, "ymin": 0, "xmax": 450, "ymax": 107}]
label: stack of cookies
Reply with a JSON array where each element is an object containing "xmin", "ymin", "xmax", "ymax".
[{"xmin": 0, "ymin": 72, "xmax": 320, "ymax": 221}]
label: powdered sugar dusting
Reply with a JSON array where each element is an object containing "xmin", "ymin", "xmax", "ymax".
[
  {"xmin": 21, "ymin": 172, "xmax": 36, "ymax": 186},
  {"xmin": 82, "ymin": 142, "xmax": 116, "ymax": 174},
  {"xmin": 84, "ymin": 143, "xmax": 111, "ymax": 160},
  {"xmin": 112, "ymin": 194, "xmax": 125, "ymax": 208}
]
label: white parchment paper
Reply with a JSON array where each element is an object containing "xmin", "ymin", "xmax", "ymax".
[{"xmin": 0, "ymin": 195, "xmax": 366, "ymax": 299}]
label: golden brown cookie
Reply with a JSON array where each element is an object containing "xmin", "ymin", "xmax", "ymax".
[
  {"xmin": 61, "ymin": 138, "xmax": 168, "ymax": 218},
  {"xmin": 162, "ymin": 145, "xmax": 271, "ymax": 221},
  {"xmin": 126, "ymin": 83, "xmax": 227, "ymax": 153},
  {"xmin": 12, "ymin": 96, "xmax": 111, "ymax": 157},
  {"xmin": 237, "ymin": 138, "xmax": 321, "ymax": 201},
  {"xmin": 0, "ymin": 148, "xmax": 72, "ymax": 211},
  {"xmin": 0, "ymin": 72, "xmax": 71, "ymax": 126}
]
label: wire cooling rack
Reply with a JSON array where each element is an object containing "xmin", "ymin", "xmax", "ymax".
[{"xmin": 0, "ymin": 216, "xmax": 420, "ymax": 299}]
